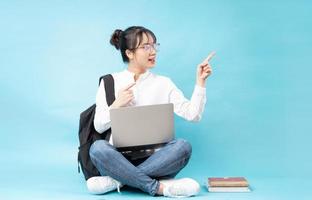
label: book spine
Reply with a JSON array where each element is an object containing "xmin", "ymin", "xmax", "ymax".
[{"xmin": 209, "ymin": 182, "xmax": 249, "ymax": 187}]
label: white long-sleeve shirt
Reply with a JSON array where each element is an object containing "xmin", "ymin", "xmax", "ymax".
[{"xmin": 94, "ymin": 69, "xmax": 207, "ymax": 144}]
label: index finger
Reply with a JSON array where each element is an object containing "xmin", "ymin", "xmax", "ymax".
[
  {"xmin": 123, "ymin": 82, "xmax": 136, "ymax": 91},
  {"xmin": 204, "ymin": 51, "xmax": 216, "ymax": 62}
]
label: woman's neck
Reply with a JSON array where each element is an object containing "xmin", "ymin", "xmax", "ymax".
[{"xmin": 127, "ymin": 63, "xmax": 146, "ymax": 81}]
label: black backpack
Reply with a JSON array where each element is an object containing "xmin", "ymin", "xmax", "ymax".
[{"xmin": 77, "ymin": 74, "xmax": 115, "ymax": 180}]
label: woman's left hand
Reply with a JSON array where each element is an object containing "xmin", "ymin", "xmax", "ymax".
[{"xmin": 196, "ymin": 51, "xmax": 216, "ymax": 87}]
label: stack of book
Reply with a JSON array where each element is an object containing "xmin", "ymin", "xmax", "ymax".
[{"xmin": 207, "ymin": 177, "xmax": 251, "ymax": 192}]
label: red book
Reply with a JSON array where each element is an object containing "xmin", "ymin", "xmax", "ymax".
[{"xmin": 208, "ymin": 177, "xmax": 249, "ymax": 187}]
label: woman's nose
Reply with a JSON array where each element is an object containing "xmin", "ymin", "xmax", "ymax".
[{"xmin": 150, "ymin": 48, "xmax": 157, "ymax": 55}]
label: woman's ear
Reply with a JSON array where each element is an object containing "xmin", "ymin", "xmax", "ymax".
[{"xmin": 126, "ymin": 49, "xmax": 134, "ymax": 60}]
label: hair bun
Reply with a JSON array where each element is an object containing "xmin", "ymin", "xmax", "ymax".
[{"xmin": 110, "ymin": 29, "xmax": 123, "ymax": 50}]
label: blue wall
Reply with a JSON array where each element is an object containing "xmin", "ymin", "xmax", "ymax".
[{"xmin": 1, "ymin": 0, "xmax": 311, "ymax": 199}]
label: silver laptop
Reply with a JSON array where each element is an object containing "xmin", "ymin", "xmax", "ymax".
[{"xmin": 109, "ymin": 103, "xmax": 174, "ymax": 151}]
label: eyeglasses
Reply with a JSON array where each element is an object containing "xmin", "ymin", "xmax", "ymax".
[{"xmin": 135, "ymin": 43, "xmax": 160, "ymax": 52}]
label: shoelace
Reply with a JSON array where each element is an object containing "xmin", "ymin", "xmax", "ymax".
[{"xmin": 115, "ymin": 180, "xmax": 122, "ymax": 193}]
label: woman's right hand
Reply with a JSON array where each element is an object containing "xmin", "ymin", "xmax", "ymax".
[{"xmin": 110, "ymin": 82, "xmax": 136, "ymax": 109}]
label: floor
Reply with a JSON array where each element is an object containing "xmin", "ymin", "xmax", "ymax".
[{"xmin": 1, "ymin": 165, "xmax": 311, "ymax": 200}]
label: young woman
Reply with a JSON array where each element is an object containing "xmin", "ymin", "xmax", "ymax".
[{"xmin": 87, "ymin": 26, "xmax": 215, "ymax": 198}]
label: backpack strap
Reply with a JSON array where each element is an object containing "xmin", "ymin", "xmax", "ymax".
[
  {"xmin": 98, "ymin": 74, "xmax": 115, "ymax": 142},
  {"xmin": 99, "ymin": 74, "xmax": 115, "ymax": 106}
]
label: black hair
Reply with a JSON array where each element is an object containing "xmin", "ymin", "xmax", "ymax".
[{"xmin": 110, "ymin": 26, "xmax": 157, "ymax": 63}]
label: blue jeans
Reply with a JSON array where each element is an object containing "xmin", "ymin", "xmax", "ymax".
[{"xmin": 89, "ymin": 138, "xmax": 192, "ymax": 196}]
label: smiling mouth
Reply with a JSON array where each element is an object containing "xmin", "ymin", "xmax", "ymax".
[{"xmin": 148, "ymin": 58, "xmax": 155, "ymax": 62}]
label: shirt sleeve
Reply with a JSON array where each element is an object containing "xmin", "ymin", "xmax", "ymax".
[
  {"xmin": 93, "ymin": 79, "xmax": 111, "ymax": 133},
  {"xmin": 168, "ymin": 80, "xmax": 206, "ymax": 121}
]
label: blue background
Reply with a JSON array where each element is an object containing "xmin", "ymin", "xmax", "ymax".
[{"xmin": 1, "ymin": 0, "xmax": 311, "ymax": 199}]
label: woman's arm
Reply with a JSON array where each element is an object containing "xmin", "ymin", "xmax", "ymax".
[
  {"xmin": 94, "ymin": 80, "xmax": 135, "ymax": 133},
  {"xmin": 169, "ymin": 81, "xmax": 206, "ymax": 121},
  {"xmin": 169, "ymin": 52, "xmax": 215, "ymax": 121}
]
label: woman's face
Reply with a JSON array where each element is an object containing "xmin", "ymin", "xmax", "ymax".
[{"xmin": 129, "ymin": 33, "xmax": 157, "ymax": 70}]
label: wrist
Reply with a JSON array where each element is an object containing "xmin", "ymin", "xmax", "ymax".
[
  {"xmin": 196, "ymin": 79, "xmax": 206, "ymax": 87},
  {"xmin": 110, "ymin": 101, "xmax": 119, "ymax": 109}
]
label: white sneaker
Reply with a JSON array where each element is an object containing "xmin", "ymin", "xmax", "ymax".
[
  {"xmin": 86, "ymin": 176, "xmax": 123, "ymax": 194},
  {"xmin": 161, "ymin": 178, "xmax": 200, "ymax": 198}
]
